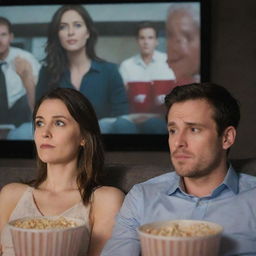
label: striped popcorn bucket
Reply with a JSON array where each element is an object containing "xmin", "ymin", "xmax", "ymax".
[
  {"xmin": 8, "ymin": 217, "xmax": 86, "ymax": 256},
  {"xmin": 138, "ymin": 220, "xmax": 223, "ymax": 256}
]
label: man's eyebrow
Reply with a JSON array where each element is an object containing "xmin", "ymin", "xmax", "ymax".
[{"xmin": 167, "ymin": 121, "xmax": 206, "ymax": 127}]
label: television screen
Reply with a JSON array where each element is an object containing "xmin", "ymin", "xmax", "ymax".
[{"xmin": 0, "ymin": 0, "xmax": 209, "ymax": 157}]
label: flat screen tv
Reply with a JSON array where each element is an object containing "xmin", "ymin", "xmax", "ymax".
[{"xmin": 0, "ymin": 0, "xmax": 210, "ymax": 158}]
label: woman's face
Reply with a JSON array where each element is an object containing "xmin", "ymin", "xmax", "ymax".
[
  {"xmin": 34, "ymin": 99, "xmax": 84, "ymax": 165},
  {"xmin": 58, "ymin": 10, "xmax": 89, "ymax": 53}
]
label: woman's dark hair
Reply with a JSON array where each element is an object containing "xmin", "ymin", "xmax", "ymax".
[
  {"xmin": 44, "ymin": 5, "xmax": 100, "ymax": 86},
  {"xmin": 32, "ymin": 88, "xmax": 104, "ymax": 205},
  {"xmin": 165, "ymin": 82, "xmax": 240, "ymax": 136}
]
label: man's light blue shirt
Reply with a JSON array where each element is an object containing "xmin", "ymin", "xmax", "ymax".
[{"xmin": 101, "ymin": 165, "xmax": 256, "ymax": 256}]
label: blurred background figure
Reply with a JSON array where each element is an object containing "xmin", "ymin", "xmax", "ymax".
[
  {"xmin": 0, "ymin": 17, "xmax": 40, "ymax": 138},
  {"xmin": 36, "ymin": 5, "xmax": 128, "ymax": 134},
  {"xmin": 166, "ymin": 3, "xmax": 200, "ymax": 84},
  {"xmin": 118, "ymin": 22, "xmax": 175, "ymax": 134}
]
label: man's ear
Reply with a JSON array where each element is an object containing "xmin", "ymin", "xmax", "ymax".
[{"xmin": 222, "ymin": 126, "xmax": 236, "ymax": 150}]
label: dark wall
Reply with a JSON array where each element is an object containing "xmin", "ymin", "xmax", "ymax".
[{"xmin": 210, "ymin": 0, "xmax": 256, "ymax": 158}]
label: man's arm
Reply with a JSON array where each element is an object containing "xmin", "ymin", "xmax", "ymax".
[
  {"xmin": 101, "ymin": 185, "xmax": 142, "ymax": 256},
  {"xmin": 14, "ymin": 56, "xmax": 37, "ymax": 110}
]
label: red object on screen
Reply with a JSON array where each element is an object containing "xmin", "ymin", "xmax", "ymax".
[{"xmin": 127, "ymin": 80, "xmax": 177, "ymax": 114}]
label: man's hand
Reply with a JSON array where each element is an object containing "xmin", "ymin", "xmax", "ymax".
[{"xmin": 14, "ymin": 56, "xmax": 33, "ymax": 82}]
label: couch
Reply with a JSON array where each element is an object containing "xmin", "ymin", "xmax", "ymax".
[{"xmin": 1, "ymin": 156, "xmax": 256, "ymax": 193}]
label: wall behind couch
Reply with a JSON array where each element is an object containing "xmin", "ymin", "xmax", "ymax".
[{"xmin": 210, "ymin": 0, "xmax": 256, "ymax": 159}]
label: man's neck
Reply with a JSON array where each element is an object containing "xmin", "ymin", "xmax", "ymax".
[
  {"xmin": 141, "ymin": 52, "xmax": 154, "ymax": 65},
  {"xmin": 0, "ymin": 48, "xmax": 10, "ymax": 61},
  {"xmin": 182, "ymin": 166, "xmax": 228, "ymax": 198}
]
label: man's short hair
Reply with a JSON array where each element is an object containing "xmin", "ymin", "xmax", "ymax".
[
  {"xmin": 0, "ymin": 17, "xmax": 12, "ymax": 33},
  {"xmin": 165, "ymin": 83, "xmax": 240, "ymax": 136},
  {"xmin": 136, "ymin": 21, "xmax": 158, "ymax": 38}
]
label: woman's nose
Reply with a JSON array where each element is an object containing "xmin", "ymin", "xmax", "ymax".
[
  {"xmin": 41, "ymin": 125, "xmax": 52, "ymax": 138},
  {"xmin": 68, "ymin": 26, "xmax": 74, "ymax": 36}
]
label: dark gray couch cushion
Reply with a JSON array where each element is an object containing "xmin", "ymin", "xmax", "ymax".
[{"xmin": 0, "ymin": 158, "xmax": 256, "ymax": 194}]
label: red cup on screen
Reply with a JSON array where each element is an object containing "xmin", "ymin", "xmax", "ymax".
[
  {"xmin": 152, "ymin": 80, "xmax": 176, "ymax": 114},
  {"xmin": 127, "ymin": 81, "xmax": 153, "ymax": 113}
]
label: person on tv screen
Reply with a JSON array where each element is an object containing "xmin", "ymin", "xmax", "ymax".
[
  {"xmin": 166, "ymin": 3, "xmax": 200, "ymax": 84},
  {"xmin": 118, "ymin": 21, "xmax": 175, "ymax": 134},
  {"xmin": 101, "ymin": 83, "xmax": 256, "ymax": 256},
  {"xmin": 0, "ymin": 88, "xmax": 124, "ymax": 256},
  {"xmin": 0, "ymin": 17, "xmax": 40, "ymax": 132},
  {"xmin": 36, "ymin": 5, "xmax": 129, "ymax": 133}
]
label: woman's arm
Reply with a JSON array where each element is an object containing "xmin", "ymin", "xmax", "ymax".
[
  {"xmin": 87, "ymin": 186, "xmax": 124, "ymax": 256},
  {"xmin": 0, "ymin": 183, "xmax": 28, "ymax": 253}
]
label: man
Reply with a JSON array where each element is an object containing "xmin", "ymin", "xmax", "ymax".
[
  {"xmin": 118, "ymin": 22, "xmax": 175, "ymax": 134},
  {"xmin": 166, "ymin": 3, "xmax": 200, "ymax": 84},
  {"xmin": 102, "ymin": 83, "xmax": 256, "ymax": 255},
  {"xmin": 0, "ymin": 17, "xmax": 40, "ymax": 128}
]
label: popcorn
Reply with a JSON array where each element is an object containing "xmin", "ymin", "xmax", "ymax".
[{"xmin": 11, "ymin": 216, "xmax": 77, "ymax": 229}]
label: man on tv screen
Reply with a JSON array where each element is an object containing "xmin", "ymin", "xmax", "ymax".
[
  {"xmin": 118, "ymin": 21, "xmax": 175, "ymax": 134},
  {"xmin": 0, "ymin": 17, "xmax": 40, "ymax": 139}
]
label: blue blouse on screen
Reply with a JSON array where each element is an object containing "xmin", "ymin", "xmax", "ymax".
[{"xmin": 36, "ymin": 60, "xmax": 129, "ymax": 119}]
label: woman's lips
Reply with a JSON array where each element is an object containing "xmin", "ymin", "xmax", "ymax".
[
  {"xmin": 67, "ymin": 39, "xmax": 77, "ymax": 45},
  {"xmin": 40, "ymin": 144, "xmax": 55, "ymax": 149}
]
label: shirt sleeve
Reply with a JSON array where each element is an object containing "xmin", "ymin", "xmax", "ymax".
[{"xmin": 101, "ymin": 185, "xmax": 142, "ymax": 256}]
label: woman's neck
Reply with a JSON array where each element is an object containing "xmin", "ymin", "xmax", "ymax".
[{"xmin": 41, "ymin": 162, "xmax": 78, "ymax": 192}]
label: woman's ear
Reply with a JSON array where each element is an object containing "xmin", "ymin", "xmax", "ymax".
[
  {"xmin": 222, "ymin": 126, "xmax": 236, "ymax": 150},
  {"xmin": 80, "ymin": 139, "xmax": 86, "ymax": 147}
]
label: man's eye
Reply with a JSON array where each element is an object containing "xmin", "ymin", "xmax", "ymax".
[
  {"xmin": 55, "ymin": 120, "xmax": 65, "ymax": 126},
  {"xmin": 191, "ymin": 127, "xmax": 200, "ymax": 133},
  {"xmin": 35, "ymin": 120, "xmax": 44, "ymax": 127}
]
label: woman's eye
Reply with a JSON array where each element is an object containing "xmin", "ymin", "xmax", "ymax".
[
  {"xmin": 59, "ymin": 24, "xmax": 67, "ymax": 30},
  {"xmin": 169, "ymin": 128, "xmax": 176, "ymax": 135},
  {"xmin": 35, "ymin": 120, "xmax": 44, "ymax": 127},
  {"xmin": 55, "ymin": 120, "xmax": 65, "ymax": 127},
  {"xmin": 74, "ymin": 23, "xmax": 82, "ymax": 28}
]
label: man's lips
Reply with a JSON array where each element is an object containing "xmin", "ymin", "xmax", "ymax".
[
  {"xmin": 172, "ymin": 152, "xmax": 193, "ymax": 160},
  {"xmin": 40, "ymin": 144, "xmax": 55, "ymax": 149}
]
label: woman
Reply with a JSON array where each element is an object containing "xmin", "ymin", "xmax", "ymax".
[
  {"xmin": 36, "ymin": 5, "xmax": 129, "ymax": 132},
  {"xmin": 0, "ymin": 88, "xmax": 125, "ymax": 255}
]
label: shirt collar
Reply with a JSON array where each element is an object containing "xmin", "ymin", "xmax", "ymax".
[
  {"xmin": 134, "ymin": 51, "xmax": 157, "ymax": 66},
  {"xmin": 90, "ymin": 60, "xmax": 101, "ymax": 73},
  {"xmin": 166, "ymin": 163, "xmax": 239, "ymax": 196}
]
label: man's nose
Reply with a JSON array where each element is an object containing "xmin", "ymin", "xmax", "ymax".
[{"xmin": 174, "ymin": 131, "xmax": 187, "ymax": 148}]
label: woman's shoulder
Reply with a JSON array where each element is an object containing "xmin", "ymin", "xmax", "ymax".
[
  {"xmin": 93, "ymin": 59, "xmax": 118, "ymax": 71},
  {"xmin": 92, "ymin": 186, "xmax": 124, "ymax": 206},
  {"xmin": 0, "ymin": 183, "xmax": 29, "ymax": 224},
  {"xmin": 0, "ymin": 183, "xmax": 29, "ymax": 201}
]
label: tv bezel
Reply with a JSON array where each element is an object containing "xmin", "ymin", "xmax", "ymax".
[{"xmin": 0, "ymin": 0, "xmax": 210, "ymax": 158}]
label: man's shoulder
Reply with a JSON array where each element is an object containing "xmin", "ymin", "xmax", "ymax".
[
  {"xmin": 154, "ymin": 50, "xmax": 168, "ymax": 61},
  {"xmin": 132, "ymin": 172, "xmax": 176, "ymax": 193},
  {"xmin": 238, "ymin": 172, "xmax": 256, "ymax": 192},
  {"xmin": 120, "ymin": 55, "xmax": 139, "ymax": 67},
  {"xmin": 10, "ymin": 46, "xmax": 34, "ymax": 58}
]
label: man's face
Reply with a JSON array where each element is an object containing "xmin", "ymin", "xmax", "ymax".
[
  {"xmin": 137, "ymin": 27, "xmax": 158, "ymax": 57},
  {"xmin": 166, "ymin": 10, "xmax": 200, "ymax": 81},
  {"xmin": 167, "ymin": 99, "xmax": 226, "ymax": 178},
  {"xmin": 0, "ymin": 24, "xmax": 12, "ymax": 60}
]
